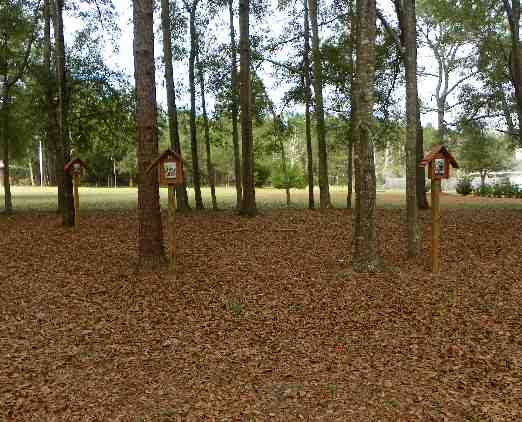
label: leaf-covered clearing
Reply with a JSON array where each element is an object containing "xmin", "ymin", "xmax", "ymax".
[{"xmin": 1, "ymin": 207, "xmax": 521, "ymax": 420}]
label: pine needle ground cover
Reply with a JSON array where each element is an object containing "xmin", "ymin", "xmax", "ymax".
[{"xmin": 1, "ymin": 206, "xmax": 521, "ymax": 420}]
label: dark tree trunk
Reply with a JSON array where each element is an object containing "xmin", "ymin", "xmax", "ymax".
[
  {"xmin": 52, "ymin": 0, "xmax": 74, "ymax": 226},
  {"xmin": 133, "ymin": 0, "xmax": 165, "ymax": 267},
  {"xmin": 197, "ymin": 55, "xmax": 218, "ymax": 210},
  {"xmin": 160, "ymin": 0, "xmax": 190, "ymax": 210},
  {"xmin": 399, "ymin": 0, "xmax": 420, "ymax": 256},
  {"xmin": 416, "ymin": 99, "xmax": 429, "ymax": 209},
  {"xmin": 302, "ymin": 0, "xmax": 314, "ymax": 209},
  {"xmin": 43, "ymin": 0, "xmax": 61, "ymax": 209},
  {"xmin": 346, "ymin": 3, "xmax": 356, "ymax": 209},
  {"xmin": 1, "ymin": 85, "xmax": 13, "ymax": 214},
  {"xmin": 308, "ymin": 0, "xmax": 331, "ymax": 208},
  {"xmin": 352, "ymin": 0, "xmax": 383, "ymax": 272},
  {"xmin": 238, "ymin": 0, "xmax": 256, "ymax": 215},
  {"xmin": 188, "ymin": 1, "xmax": 204, "ymax": 209},
  {"xmin": 228, "ymin": 0, "xmax": 242, "ymax": 208},
  {"xmin": 503, "ymin": 0, "xmax": 522, "ymax": 146}
]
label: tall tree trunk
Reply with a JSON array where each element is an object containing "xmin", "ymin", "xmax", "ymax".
[
  {"xmin": 160, "ymin": 0, "xmax": 190, "ymax": 210},
  {"xmin": 43, "ymin": 0, "xmax": 61, "ymax": 207},
  {"xmin": 302, "ymin": 0, "xmax": 314, "ymax": 209},
  {"xmin": 188, "ymin": 1, "xmax": 204, "ymax": 209},
  {"xmin": 197, "ymin": 55, "xmax": 218, "ymax": 210},
  {"xmin": 238, "ymin": 0, "xmax": 256, "ymax": 215},
  {"xmin": 352, "ymin": 0, "xmax": 383, "ymax": 272},
  {"xmin": 1, "ymin": 85, "xmax": 13, "ymax": 214},
  {"xmin": 133, "ymin": 0, "xmax": 165, "ymax": 267},
  {"xmin": 403, "ymin": 0, "xmax": 420, "ymax": 257},
  {"xmin": 308, "ymin": 0, "xmax": 331, "ymax": 208},
  {"xmin": 228, "ymin": 0, "xmax": 242, "ymax": 208},
  {"xmin": 52, "ymin": 0, "xmax": 74, "ymax": 226},
  {"xmin": 504, "ymin": 0, "xmax": 522, "ymax": 146},
  {"xmin": 416, "ymin": 99, "xmax": 429, "ymax": 209},
  {"xmin": 346, "ymin": 3, "xmax": 356, "ymax": 209},
  {"xmin": 281, "ymin": 140, "xmax": 291, "ymax": 207}
]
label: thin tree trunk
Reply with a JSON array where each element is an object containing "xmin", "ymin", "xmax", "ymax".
[
  {"xmin": 188, "ymin": 1, "xmax": 204, "ymax": 209},
  {"xmin": 346, "ymin": 3, "xmax": 356, "ymax": 209},
  {"xmin": 43, "ymin": 0, "xmax": 61, "ymax": 209},
  {"xmin": 238, "ymin": 0, "xmax": 256, "ymax": 215},
  {"xmin": 504, "ymin": 0, "xmax": 522, "ymax": 146},
  {"xmin": 416, "ymin": 99, "xmax": 429, "ymax": 209},
  {"xmin": 228, "ymin": 0, "xmax": 242, "ymax": 208},
  {"xmin": 52, "ymin": 0, "xmax": 74, "ymax": 226},
  {"xmin": 352, "ymin": 0, "xmax": 383, "ymax": 272},
  {"xmin": 303, "ymin": 0, "xmax": 314, "ymax": 209},
  {"xmin": 403, "ymin": 0, "xmax": 420, "ymax": 257},
  {"xmin": 281, "ymin": 140, "xmax": 291, "ymax": 207},
  {"xmin": 197, "ymin": 54, "xmax": 218, "ymax": 210},
  {"xmin": 29, "ymin": 158, "xmax": 35, "ymax": 186},
  {"xmin": 308, "ymin": 0, "xmax": 331, "ymax": 208},
  {"xmin": 133, "ymin": 0, "xmax": 165, "ymax": 267},
  {"xmin": 160, "ymin": 0, "xmax": 190, "ymax": 210},
  {"xmin": 1, "ymin": 85, "xmax": 13, "ymax": 214}
]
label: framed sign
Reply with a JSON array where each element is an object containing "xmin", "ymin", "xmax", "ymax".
[
  {"xmin": 434, "ymin": 158, "xmax": 445, "ymax": 177},
  {"xmin": 164, "ymin": 161, "xmax": 177, "ymax": 181},
  {"xmin": 147, "ymin": 149, "xmax": 184, "ymax": 187}
]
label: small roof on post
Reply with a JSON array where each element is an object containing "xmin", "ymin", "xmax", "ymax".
[
  {"xmin": 64, "ymin": 158, "xmax": 88, "ymax": 173},
  {"xmin": 146, "ymin": 149, "xmax": 184, "ymax": 174},
  {"xmin": 419, "ymin": 145, "xmax": 459, "ymax": 168}
]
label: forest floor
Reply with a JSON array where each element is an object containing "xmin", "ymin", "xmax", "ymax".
[{"xmin": 1, "ymin": 198, "xmax": 522, "ymax": 420}]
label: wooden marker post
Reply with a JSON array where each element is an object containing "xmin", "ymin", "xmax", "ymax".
[
  {"xmin": 64, "ymin": 158, "xmax": 87, "ymax": 230},
  {"xmin": 419, "ymin": 145, "xmax": 459, "ymax": 273},
  {"xmin": 168, "ymin": 185, "xmax": 176, "ymax": 273},
  {"xmin": 146, "ymin": 149, "xmax": 184, "ymax": 274}
]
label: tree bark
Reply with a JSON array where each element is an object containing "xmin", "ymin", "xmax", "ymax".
[
  {"xmin": 52, "ymin": 0, "xmax": 74, "ymax": 226},
  {"xmin": 1, "ymin": 83, "xmax": 13, "ymax": 215},
  {"xmin": 416, "ymin": 99, "xmax": 429, "ymax": 209},
  {"xmin": 133, "ymin": 0, "xmax": 165, "ymax": 267},
  {"xmin": 197, "ymin": 54, "xmax": 218, "ymax": 210},
  {"xmin": 352, "ymin": 0, "xmax": 383, "ymax": 272},
  {"xmin": 503, "ymin": 0, "xmax": 522, "ymax": 146},
  {"xmin": 188, "ymin": 0, "xmax": 204, "ymax": 209},
  {"xmin": 160, "ymin": 0, "xmax": 190, "ymax": 210},
  {"xmin": 302, "ymin": 0, "xmax": 314, "ymax": 209},
  {"xmin": 403, "ymin": 0, "xmax": 420, "ymax": 257},
  {"xmin": 43, "ymin": 0, "xmax": 61, "ymax": 206},
  {"xmin": 308, "ymin": 0, "xmax": 331, "ymax": 208},
  {"xmin": 228, "ymin": 0, "xmax": 242, "ymax": 208},
  {"xmin": 238, "ymin": 0, "xmax": 256, "ymax": 215}
]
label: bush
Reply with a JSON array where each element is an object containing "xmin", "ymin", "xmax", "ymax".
[
  {"xmin": 271, "ymin": 164, "xmax": 306, "ymax": 189},
  {"xmin": 254, "ymin": 163, "xmax": 271, "ymax": 187},
  {"xmin": 456, "ymin": 177, "xmax": 473, "ymax": 196}
]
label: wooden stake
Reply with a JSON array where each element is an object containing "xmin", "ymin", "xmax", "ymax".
[
  {"xmin": 168, "ymin": 185, "xmax": 176, "ymax": 274},
  {"xmin": 431, "ymin": 179, "xmax": 441, "ymax": 273},
  {"xmin": 73, "ymin": 173, "xmax": 80, "ymax": 229}
]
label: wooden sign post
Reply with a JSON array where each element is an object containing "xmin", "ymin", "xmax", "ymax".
[
  {"xmin": 419, "ymin": 145, "xmax": 459, "ymax": 273},
  {"xmin": 146, "ymin": 150, "xmax": 184, "ymax": 274},
  {"xmin": 64, "ymin": 158, "xmax": 87, "ymax": 229}
]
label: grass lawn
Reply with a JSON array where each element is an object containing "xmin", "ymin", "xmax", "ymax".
[
  {"xmin": 1, "ymin": 188, "xmax": 522, "ymax": 420},
  {"xmin": 3, "ymin": 185, "xmax": 522, "ymax": 211}
]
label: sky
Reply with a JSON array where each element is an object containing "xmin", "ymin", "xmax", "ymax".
[{"xmin": 66, "ymin": 0, "xmax": 455, "ymax": 129}]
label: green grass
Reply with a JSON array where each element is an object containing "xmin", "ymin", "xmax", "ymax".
[{"xmin": 2, "ymin": 185, "xmax": 522, "ymax": 212}]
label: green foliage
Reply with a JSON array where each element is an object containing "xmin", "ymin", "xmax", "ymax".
[
  {"xmin": 271, "ymin": 164, "xmax": 306, "ymax": 189},
  {"xmin": 254, "ymin": 162, "xmax": 271, "ymax": 187},
  {"xmin": 456, "ymin": 177, "xmax": 473, "ymax": 196}
]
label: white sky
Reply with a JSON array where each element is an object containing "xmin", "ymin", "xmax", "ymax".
[{"xmin": 66, "ymin": 0, "xmax": 451, "ymax": 128}]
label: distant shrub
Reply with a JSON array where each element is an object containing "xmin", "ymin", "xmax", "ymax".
[
  {"xmin": 456, "ymin": 177, "xmax": 473, "ymax": 196},
  {"xmin": 271, "ymin": 165, "xmax": 306, "ymax": 189},
  {"xmin": 254, "ymin": 163, "xmax": 271, "ymax": 187}
]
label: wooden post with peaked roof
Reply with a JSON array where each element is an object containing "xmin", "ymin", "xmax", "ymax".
[
  {"xmin": 419, "ymin": 145, "xmax": 459, "ymax": 273},
  {"xmin": 146, "ymin": 149, "xmax": 184, "ymax": 274},
  {"xmin": 64, "ymin": 158, "xmax": 87, "ymax": 229}
]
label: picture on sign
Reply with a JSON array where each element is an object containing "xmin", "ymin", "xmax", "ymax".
[
  {"xmin": 434, "ymin": 158, "xmax": 445, "ymax": 177},
  {"xmin": 164, "ymin": 161, "xmax": 177, "ymax": 180},
  {"xmin": 73, "ymin": 163, "xmax": 81, "ymax": 173}
]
